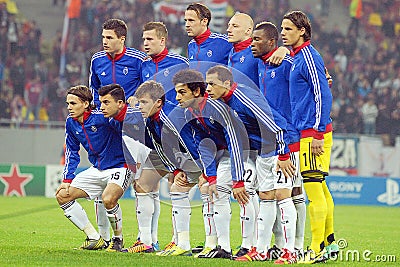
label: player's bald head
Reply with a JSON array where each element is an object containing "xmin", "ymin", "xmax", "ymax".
[{"xmin": 232, "ymin": 12, "xmax": 253, "ymax": 31}]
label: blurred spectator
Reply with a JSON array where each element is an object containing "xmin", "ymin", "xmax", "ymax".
[
  {"xmin": 334, "ymin": 48, "xmax": 348, "ymax": 73},
  {"xmin": 24, "ymin": 75, "xmax": 44, "ymax": 123},
  {"xmin": 9, "ymin": 57, "xmax": 25, "ymax": 96},
  {"xmin": 361, "ymin": 94, "xmax": 379, "ymax": 135},
  {"xmin": 348, "ymin": 0, "xmax": 363, "ymax": 37}
]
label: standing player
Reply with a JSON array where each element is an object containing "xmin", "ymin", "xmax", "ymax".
[
  {"xmin": 55, "ymin": 85, "xmax": 133, "ymax": 252},
  {"xmin": 281, "ymin": 10, "xmax": 338, "ymax": 264},
  {"xmin": 141, "ymin": 21, "xmax": 189, "ymax": 82},
  {"xmin": 185, "ymin": 3, "xmax": 232, "ymax": 65},
  {"xmin": 184, "ymin": 2, "xmax": 232, "ymax": 254},
  {"xmin": 226, "ymin": 12, "xmax": 259, "ymax": 87},
  {"xmin": 89, "ymin": 18, "xmax": 145, "ymax": 107},
  {"xmin": 227, "ymin": 12, "xmax": 291, "ymax": 89},
  {"xmin": 250, "ymin": 21, "xmax": 305, "ymax": 264},
  {"xmin": 141, "ymin": 21, "xmax": 189, "ymax": 103},
  {"xmin": 88, "ymin": 18, "xmax": 145, "ymax": 245},
  {"xmin": 173, "ymin": 68, "xmax": 249, "ymax": 259},
  {"xmin": 204, "ymin": 65, "xmax": 297, "ymax": 264}
]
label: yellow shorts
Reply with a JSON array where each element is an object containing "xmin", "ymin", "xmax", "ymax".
[{"xmin": 299, "ymin": 131, "xmax": 332, "ymax": 180}]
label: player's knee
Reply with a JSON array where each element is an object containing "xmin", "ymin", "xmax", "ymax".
[
  {"xmin": 275, "ymin": 188, "xmax": 292, "ymax": 200},
  {"xmin": 291, "ymin": 186, "xmax": 302, "ymax": 196},
  {"xmin": 258, "ymin": 190, "xmax": 275, "ymax": 200},
  {"xmin": 101, "ymin": 193, "xmax": 118, "ymax": 209},
  {"xmin": 56, "ymin": 190, "xmax": 70, "ymax": 205}
]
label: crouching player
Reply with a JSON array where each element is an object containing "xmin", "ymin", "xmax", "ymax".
[
  {"xmin": 173, "ymin": 69, "xmax": 249, "ymax": 259},
  {"xmin": 204, "ymin": 65, "xmax": 297, "ymax": 264},
  {"xmin": 122, "ymin": 80, "xmax": 202, "ymax": 255},
  {"xmin": 56, "ymin": 85, "xmax": 133, "ymax": 251}
]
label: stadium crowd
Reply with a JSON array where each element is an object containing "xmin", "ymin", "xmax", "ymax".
[{"xmin": 0, "ymin": 0, "xmax": 399, "ymax": 144}]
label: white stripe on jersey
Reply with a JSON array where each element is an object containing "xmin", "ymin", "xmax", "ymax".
[
  {"xmin": 301, "ymin": 47, "xmax": 321, "ymax": 131},
  {"xmin": 208, "ymin": 99, "xmax": 244, "ymax": 181},
  {"xmin": 233, "ymin": 88, "xmax": 286, "ymax": 155}
]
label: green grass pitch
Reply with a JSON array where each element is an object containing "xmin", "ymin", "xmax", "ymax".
[{"xmin": 0, "ymin": 196, "xmax": 398, "ymax": 266}]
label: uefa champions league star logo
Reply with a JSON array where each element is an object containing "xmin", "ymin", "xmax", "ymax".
[
  {"xmin": 377, "ymin": 179, "xmax": 400, "ymax": 205},
  {"xmin": 207, "ymin": 49, "xmax": 213, "ymax": 57},
  {"xmin": 123, "ymin": 67, "xmax": 128, "ymax": 75}
]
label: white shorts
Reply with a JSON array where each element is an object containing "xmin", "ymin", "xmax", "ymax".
[
  {"xmin": 215, "ymin": 150, "xmax": 232, "ymax": 194},
  {"xmin": 140, "ymin": 150, "xmax": 201, "ymax": 184},
  {"xmin": 291, "ymin": 151, "xmax": 303, "ymax": 188},
  {"xmin": 256, "ymin": 155, "xmax": 294, "ymax": 192},
  {"xmin": 71, "ymin": 166, "xmax": 133, "ymax": 200},
  {"xmin": 243, "ymin": 155, "xmax": 257, "ymax": 195}
]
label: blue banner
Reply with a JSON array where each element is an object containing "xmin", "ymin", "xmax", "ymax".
[{"xmin": 327, "ymin": 176, "xmax": 400, "ymax": 206}]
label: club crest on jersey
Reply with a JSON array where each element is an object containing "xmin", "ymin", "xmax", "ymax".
[
  {"xmin": 233, "ymin": 110, "xmax": 239, "ymax": 117},
  {"xmin": 133, "ymin": 125, "xmax": 139, "ymax": 131},
  {"xmin": 240, "ymin": 56, "xmax": 245, "ymax": 63},
  {"xmin": 207, "ymin": 50, "xmax": 213, "ymax": 57},
  {"xmin": 209, "ymin": 116, "xmax": 214, "ymax": 124},
  {"xmin": 145, "ymin": 73, "xmax": 150, "ymax": 78},
  {"xmin": 91, "ymin": 126, "xmax": 97, "ymax": 132},
  {"xmin": 164, "ymin": 68, "xmax": 170, "ymax": 77},
  {"xmin": 163, "ymin": 127, "xmax": 170, "ymax": 134},
  {"xmin": 123, "ymin": 67, "xmax": 128, "ymax": 75},
  {"xmin": 271, "ymin": 70, "xmax": 276, "ymax": 78}
]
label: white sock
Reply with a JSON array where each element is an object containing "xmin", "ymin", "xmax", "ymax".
[
  {"xmin": 277, "ymin": 198, "xmax": 297, "ymax": 252},
  {"xmin": 252, "ymin": 194, "xmax": 260, "ymax": 245},
  {"xmin": 61, "ymin": 200, "xmax": 100, "ymax": 240},
  {"xmin": 213, "ymin": 197, "xmax": 231, "ymax": 252},
  {"xmin": 256, "ymin": 199, "xmax": 276, "ymax": 253},
  {"xmin": 136, "ymin": 193, "xmax": 154, "ymax": 246},
  {"xmin": 106, "ymin": 203, "xmax": 123, "ymax": 238},
  {"xmin": 292, "ymin": 193, "xmax": 306, "ymax": 250},
  {"xmin": 151, "ymin": 191, "xmax": 160, "ymax": 244},
  {"xmin": 94, "ymin": 198, "xmax": 110, "ymax": 241},
  {"xmin": 273, "ymin": 202, "xmax": 284, "ymax": 249},
  {"xmin": 201, "ymin": 193, "xmax": 217, "ymax": 248},
  {"xmin": 171, "ymin": 192, "xmax": 191, "ymax": 250},
  {"xmin": 239, "ymin": 195, "xmax": 256, "ymax": 249}
]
